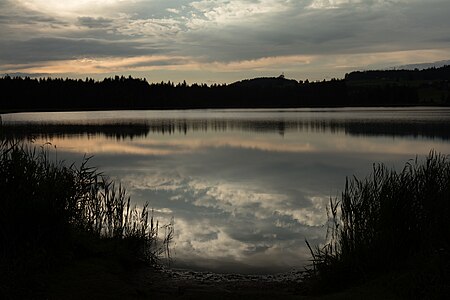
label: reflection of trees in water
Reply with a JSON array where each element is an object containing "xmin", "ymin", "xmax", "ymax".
[
  {"xmin": 0, "ymin": 123, "xmax": 151, "ymax": 140},
  {"xmin": 335, "ymin": 121, "xmax": 450, "ymax": 140},
  {"xmin": 2, "ymin": 118, "xmax": 450, "ymax": 140}
]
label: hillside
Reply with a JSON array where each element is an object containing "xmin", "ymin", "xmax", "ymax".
[{"xmin": 1, "ymin": 65, "xmax": 449, "ymax": 112}]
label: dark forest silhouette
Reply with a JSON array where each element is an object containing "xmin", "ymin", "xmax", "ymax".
[{"xmin": 1, "ymin": 66, "xmax": 450, "ymax": 112}]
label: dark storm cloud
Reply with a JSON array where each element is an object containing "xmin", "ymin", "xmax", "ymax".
[
  {"xmin": 0, "ymin": 37, "xmax": 159, "ymax": 64},
  {"xmin": 126, "ymin": 57, "xmax": 189, "ymax": 68},
  {"xmin": 77, "ymin": 16, "xmax": 114, "ymax": 29},
  {"xmin": 179, "ymin": 0, "xmax": 450, "ymax": 62},
  {"xmin": 1, "ymin": 0, "xmax": 450, "ymax": 78},
  {"xmin": 0, "ymin": 13, "xmax": 62, "ymax": 25},
  {"xmin": 0, "ymin": 0, "xmax": 67, "ymax": 27}
]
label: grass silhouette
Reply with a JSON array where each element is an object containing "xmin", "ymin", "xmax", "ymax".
[
  {"xmin": 0, "ymin": 140, "xmax": 173, "ymax": 298},
  {"xmin": 2, "ymin": 136, "xmax": 449, "ymax": 298},
  {"xmin": 305, "ymin": 151, "xmax": 450, "ymax": 297}
]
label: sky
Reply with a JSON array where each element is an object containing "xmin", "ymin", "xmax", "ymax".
[{"xmin": 1, "ymin": 0, "xmax": 450, "ymax": 84}]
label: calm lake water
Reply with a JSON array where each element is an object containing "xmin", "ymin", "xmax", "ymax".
[{"xmin": 3, "ymin": 107, "xmax": 450, "ymax": 274}]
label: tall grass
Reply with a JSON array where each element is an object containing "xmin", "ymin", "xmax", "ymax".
[
  {"xmin": 306, "ymin": 151, "xmax": 450, "ymax": 296},
  {"xmin": 0, "ymin": 140, "xmax": 173, "ymax": 296}
]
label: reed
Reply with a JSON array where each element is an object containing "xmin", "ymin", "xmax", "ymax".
[
  {"xmin": 305, "ymin": 151, "xmax": 450, "ymax": 296},
  {"xmin": 0, "ymin": 140, "xmax": 173, "ymax": 296}
]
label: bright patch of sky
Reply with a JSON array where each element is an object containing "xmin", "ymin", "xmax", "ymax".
[{"xmin": 1, "ymin": 0, "xmax": 449, "ymax": 83}]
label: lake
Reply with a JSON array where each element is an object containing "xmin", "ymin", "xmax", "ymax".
[{"xmin": 2, "ymin": 107, "xmax": 450, "ymax": 274}]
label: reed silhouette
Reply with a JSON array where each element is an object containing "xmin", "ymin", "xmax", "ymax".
[
  {"xmin": 305, "ymin": 151, "xmax": 450, "ymax": 297},
  {"xmin": 0, "ymin": 141, "xmax": 173, "ymax": 298}
]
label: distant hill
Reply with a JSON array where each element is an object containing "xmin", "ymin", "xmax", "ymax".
[
  {"xmin": 394, "ymin": 60, "xmax": 450, "ymax": 70},
  {"xmin": 230, "ymin": 75, "xmax": 298, "ymax": 88},
  {"xmin": 1, "ymin": 65, "xmax": 449, "ymax": 112},
  {"xmin": 345, "ymin": 65, "xmax": 450, "ymax": 81}
]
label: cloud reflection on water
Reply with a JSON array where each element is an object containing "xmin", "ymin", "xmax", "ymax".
[
  {"xmin": 30, "ymin": 130, "xmax": 450, "ymax": 157},
  {"xmin": 39, "ymin": 133, "xmax": 450, "ymax": 273},
  {"xmin": 121, "ymin": 165, "xmax": 330, "ymax": 268},
  {"xmin": 5, "ymin": 109, "xmax": 450, "ymax": 273}
]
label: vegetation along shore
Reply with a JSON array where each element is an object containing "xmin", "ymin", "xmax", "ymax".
[
  {"xmin": 0, "ymin": 140, "xmax": 173, "ymax": 299},
  {"xmin": 1, "ymin": 134, "xmax": 449, "ymax": 298},
  {"xmin": 1, "ymin": 65, "xmax": 449, "ymax": 113}
]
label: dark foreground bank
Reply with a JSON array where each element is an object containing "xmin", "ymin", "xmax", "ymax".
[
  {"xmin": 304, "ymin": 151, "xmax": 450, "ymax": 298},
  {"xmin": 1, "ymin": 140, "xmax": 449, "ymax": 299},
  {"xmin": 42, "ymin": 259, "xmax": 402, "ymax": 299},
  {"xmin": 0, "ymin": 140, "xmax": 172, "ymax": 299}
]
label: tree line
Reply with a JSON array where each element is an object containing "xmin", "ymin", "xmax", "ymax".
[
  {"xmin": 345, "ymin": 65, "xmax": 450, "ymax": 81},
  {"xmin": 1, "ymin": 66, "xmax": 449, "ymax": 112}
]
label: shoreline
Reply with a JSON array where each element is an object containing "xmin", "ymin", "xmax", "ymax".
[
  {"xmin": 43, "ymin": 255, "xmax": 402, "ymax": 299},
  {"xmin": 1, "ymin": 104, "xmax": 449, "ymax": 115},
  {"xmin": 45, "ymin": 256, "xmax": 309, "ymax": 299}
]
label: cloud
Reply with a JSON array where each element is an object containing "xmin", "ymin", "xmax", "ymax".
[
  {"xmin": 0, "ymin": 37, "xmax": 159, "ymax": 64},
  {"xmin": 15, "ymin": 0, "xmax": 128, "ymax": 16},
  {"xmin": 115, "ymin": 17, "xmax": 183, "ymax": 37},
  {"xmin": 1, "ymin": 0, "xmax": 450, "ymax": 81},
  {"xmin": 188, "ymin": 0, "xmax": 289, "ymax": 27},
  {"xmin": 123, "ymin": 174, "xmax": 328, "ymax": 272},
  {"xmin": 77, "ymin": 16, "xmax": 114, "ymax": 29}
]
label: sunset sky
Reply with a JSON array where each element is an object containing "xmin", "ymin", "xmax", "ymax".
[{"xmin": 1, "ymin": 0, "xmax": 450, "ymax": 83}]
